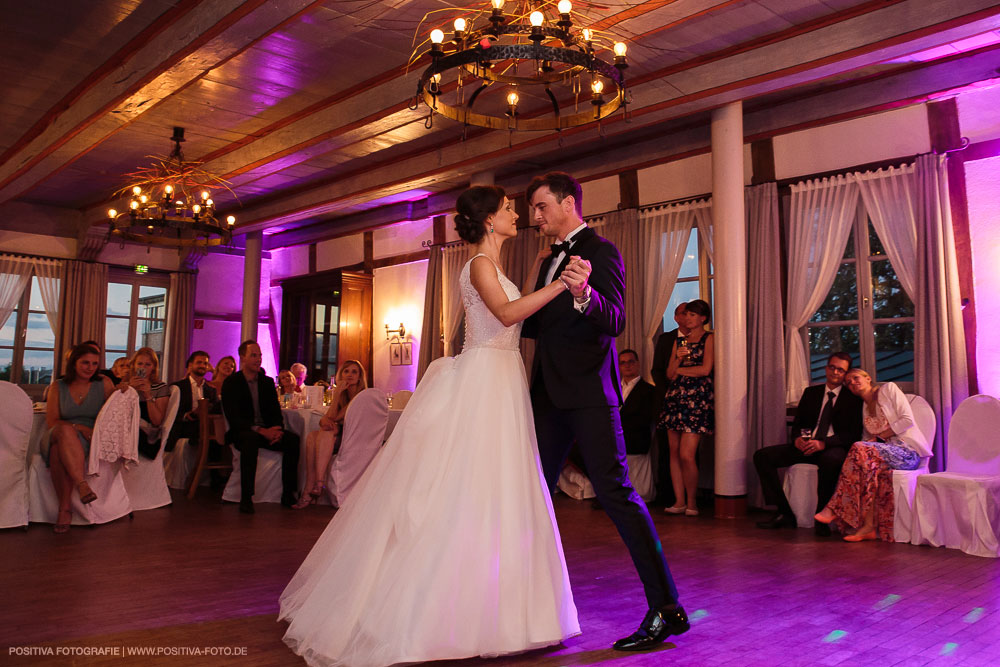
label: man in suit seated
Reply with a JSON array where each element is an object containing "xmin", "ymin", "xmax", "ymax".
[
  {"xmin": 619, "ymin": 349, "xmax": 658, "ymax": 501},
  {"xmin": 165, "ymin": 350, "xmax": 224, "ymax": 486},
  {"xmin": 222, "ymin": 340, "xmax": 300, "ymax": 513},
  {"xmin": 753, "ymin": 351, "xmax": 863, "ymax": 535},
  {"xmin": 650, "ymin": 303, "xmax": 689, "ymax": 506}
]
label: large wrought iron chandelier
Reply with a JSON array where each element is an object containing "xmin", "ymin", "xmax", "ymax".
[
  {"xmin": 411, "ymin": 1, "xmax": 628, "ymax": 132},
  {"xmin": 104, "ymin": 127, "xmax": 236, "ymax": 248}
]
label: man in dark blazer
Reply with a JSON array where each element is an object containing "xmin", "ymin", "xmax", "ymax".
[
  {"xmin": 753, "ymin": 351, "xmax": 863, "ymax": 534},
  {"xmin": 649, "ymin": 304, "xmax": 689, "ymax": 505},
  {"xmin": 222, "ymin": 340, "xmax": 299, "ymax": 513},
  {"xmin": 619, "ymin": 349, "xmax": 657, "ymax": 457},
  {"xmin": 523, "ymin": 172, "xmax": 688, "ymax": 652},
  {"xmin": 164, "ymin": 350, "xmax": 220, "ymax": 453}
]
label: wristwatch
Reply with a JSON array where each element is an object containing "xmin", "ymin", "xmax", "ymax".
[{"xmin": 574, "ymin": 285, "xmax": 592, "ymax": 304}]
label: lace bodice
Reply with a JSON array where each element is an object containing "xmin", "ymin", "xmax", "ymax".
[
  {"xmin": 460, "ymin": 254, "xmax": 522, "ymax": 351},
  {"xmin": 863, "ymin": 404, "xmax": 890, "ymax": 439}
]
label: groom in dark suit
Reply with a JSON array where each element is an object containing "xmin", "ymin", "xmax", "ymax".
[{"xmin": 522, "ymin": 172, "xmax": 688, "ymax": 651}]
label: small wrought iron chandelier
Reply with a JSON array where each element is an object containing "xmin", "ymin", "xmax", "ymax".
[
  {"xmin": 411, "ymin": 0, "xmax": 628, "ymax": 132},
  {"xmin": 105, "ymin": 127, "xmax": 236, "ymax": 248}
]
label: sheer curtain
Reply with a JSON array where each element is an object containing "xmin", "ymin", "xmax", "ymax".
[
  {"xmin": 855, "ymin": 164, "xmax": 917, "ymax": 296},
  {"xmin": 600, "ymin": 209, "xmax": 645, "ymax": 363},
  {"xmin": 0, "ymin": 255, "xmax": 33, "ymax": 330},
  {"xmin": 784, "ymin": 175, "xmax": 860, "ymax": 403},
  {"xmin": 441, "ymin": 244, "xmax": 470, "ymax": 356},
  {"xmin": 165, "ymin": 272, "xmax": 196, "ymax": 383},
  {"xmin": 745, "ymin": 183, "xmax": 786, "ymax": 507},
  {"xmin": 58, "ymin": 261, "xmax": 108, "ymax": 370},
  {"xmin": 913, "ymin": 153, "xmax": 969, "ymax": 467},
  {"xmin": 638, "ymin": 200, "xmax": 710, "ymax": 374},
  {"xmin": 417, "ymin": 245, "xmax": 444, "ymax": 382},
  {"xmin": 31, "ymin": 259, "xmax": 63, "ymax": 339}
]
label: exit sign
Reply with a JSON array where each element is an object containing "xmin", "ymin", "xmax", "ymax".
[{"xmin": 134, "ymin": 264, "xmax": 149, "ymax": 274}]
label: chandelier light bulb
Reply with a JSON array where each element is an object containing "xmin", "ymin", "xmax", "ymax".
[
  {"xmin": 192, "ymin": 204, "xmax": 201, "ymax": 214},
  {"xmin": 613, "ymin": 41, "xmax": 627, "ymax": 57},
  {"xmin": 430, "ymin": 29, "xmax": 444, "ymax": 44},
  {"xmin": 164, "ymin": 184, "xmax": 174, "ymax": 195},
  {"xmin": 201, "ymin": 190, "xmax": 209, "ymax": 200},
  {"xmin": 108, "ymin": 209, "xmax": 117, "ymax": 219},
  {"xmin": 454, "ymin": 18, "xmax": 466, "ymax": 32},
  {"xmin": 557, "ymin": 1, "xmax": 572, "ymax": 14},
  {"xmin": 529, "ymin": 11, "xmax": 544, "ymax": 27},
  {"xmin": 132, "ymin": 186, "xmax": 142, "ymax": 196},
  {"xmin": 582, "ymin": 28, "xmax": 593, "ymax": 42},
  {"xmin": 227, "ymin": 215, "xmax": 236, "ymax": 226},
  {"xmin": 491, "ymin": 0, "xmax": 504, "ymax": 9},
  {"xmin": 507, "ymin": 90, "xmax": 519, "ymax": 106},
  {"xmin": 206, "ymin": 199, "xmax": 214, "ymax": 207},
  {"xmin": 431, "ymin": 72, "xmax": 441, "ymax": 83},
  {"xmin": 591, "ymin": 79, "xmax": 604, "ymax": 94},
  {"xmin": 130, "ymin": 200, "xmax": 139, "ymax": 210},
  {"xmin": 139, "ymin": 194, "xmax": 148, "ymax": 204}
]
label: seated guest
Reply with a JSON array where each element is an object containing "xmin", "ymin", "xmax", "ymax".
[
  {"xmin": 753, "ymin": 351, "xmax": 863, "ymax": 535},
  {"xmin": 208, "ymin": 355, "xmax": 236, "ymax": 397},
  {"xmin": 44, "ymin": 342, "xmax": 116, "ymax": 533},
  {"xmin": 814, "ymin": 369, "xmax": 930, "ymax": 542},
  {"xmin": 122, "ymin": 347, "xmax": 171, "ymax": 460},
  {"xmin": 79, "ymin": 340, "xmax": 119, "ymax": 383},
  {"xmin": 277, "ymin": 370, "xmax": 302, "ymax": 400},
  {"xmin": 165, "ymin": 350, "xmax": 220, "ymax": 452},
  {"xmin": 619, "ymin": 348, "xmax": 657, "ymax": 501},
  {"xmin": 290, "ymin": 362, "xmax": 308, "ymax": 389},
  {"xmin": 293, "ymin": 360, "xmax": 367, "ymax": 509},
  {"xmin": 222, "ymin": 340, "xmax": 300, "ymax": 513},
  {"xmin": 110, "ymin": 356, "xmax": 131, "ymax": 382}
]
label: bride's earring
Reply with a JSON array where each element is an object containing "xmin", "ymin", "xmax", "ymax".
[{"xmin": 488, "ymin": 220, "xmax": 495, "ymax": 233}]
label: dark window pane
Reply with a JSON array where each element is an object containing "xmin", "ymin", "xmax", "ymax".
[
  {"xmin": 843, "ymin": 226, "xmax": 855, "ymax": 259},
  {"xmin": 810, "ymin": 262, "xmax": 858, "ymax": 323},
  {"xmin": 677, "ymin": 231, "xmax": 699, "ymax": 279},
  {"xmin": 107, "ymin": 283, "xmax": 132, "ymax": 316},
  {"xmin": 106, "ymin": 318, "xmax": 129, "ymax": 351},
  {"xmin": 807, "ymin": 325, "xmax": 860, "ymax": 383},
  {"xmin": 0, "ymin": 348, "xmax": 12, "ymax": 381},
  {"xmin": 21, "ymin": 349, "xmax": 54, "ymax": 384},
  {"xmin": 662, "ymin": 280, "xmax": 700, "ymax": 331},
  {"xmin": 867, "ymin": 218, "xmax": 886, "ymax": 257},
  {"xmin": 870, "ymin": 258, "xmax": 914, "ymax": 319},
  {"xmin": 314, "ymin": 333, "xmax": 324, "ymax": 363},
  {"xmin": 25, "ymin": 312, "xmax": 55, "ymax": 347},
  {"xmin": 327, "ymin": 335, "xmax": 338, "ymax": 363},
  {"xmin": 874, "ymin": 322, "xmax": 914, "ymax": 383}
]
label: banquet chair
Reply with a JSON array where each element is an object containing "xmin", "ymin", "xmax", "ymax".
[
  {"xmin": 911, "ymin": 394, "xmax": 1000, "ymax": 557},
  {"xmin": 557, "ymin": 463, "xmax": 596, "ymax": 500},
  {"xmin": 326, "ymin": 388, "xmax": 388, "ymax": 507},
  {"xmin": 27, "ymin": 390, "xmax": 133, "ymax": 527},
  {"xmin": 391, "ymin": 390, "xmax": 413, "ymax": 410},
  {"xmin": 121, "ymin": 386, "xmax": 176, "ymax": 511},
  {"xmin": 782, "ymin": 393, "xmax": 935, "ymax": 530},
  {"xmin": 222, "ymin": 413, "xmax": 284, "ymax": 505},
  {"xmin": 0, "ymin": 381, "xmax": 33, "ymax": 529},
  {"xmin": 162, "ymin": 386, "xmax": 197, "ymax": 490}
]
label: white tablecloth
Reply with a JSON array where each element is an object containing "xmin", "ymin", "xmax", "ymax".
[
  {"xmin": 28, "ymin": 412, "xmax": 47, "ymax": 460},
  {"xmin": 282, "ymin": 407, "xmax": 325, "ymax": 494}
]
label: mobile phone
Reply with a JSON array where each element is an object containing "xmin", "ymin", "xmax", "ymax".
[{"xmin": 135, "ymin": 367, "xmax": 148, "ymax": 379}]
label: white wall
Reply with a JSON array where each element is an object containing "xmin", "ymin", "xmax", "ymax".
[
  {"xmin": 957, "ymin": 83, "xmax": 1000, "ymax": 144},
  {"xmin": 372, "ymin": 260, "xmax": 427, "ymax": 393},
  {"xmin": 373, "ymin": 218, "xmax": 433, "ymax": 260},
  {"xmin": 0, "ymin": 231, "xmax": 76, "ymax": 258}
]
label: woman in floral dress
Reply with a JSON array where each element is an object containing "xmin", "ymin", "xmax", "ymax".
[
  {"xmin": 658, "ymin": 299, "xmax": 714, "ymax": 516},
  {"xmin": 814, "ymin": 368, "xmax": 930, "ymax": 542}
]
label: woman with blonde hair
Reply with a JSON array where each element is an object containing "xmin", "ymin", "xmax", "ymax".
[
  {"xmin": 293, "ymin": 360, "xmax": 367, "ymax": 508},
  {"xmin": 123, "ymin": 347, "xmax": 171, "ymax": 460},
  {"xmin": 815, "ymin": 368, "xmax": 930, "ymax": 541},
  {"xmin": 208, "ymin": 355, "xmax": 236, "ymax": 396}
]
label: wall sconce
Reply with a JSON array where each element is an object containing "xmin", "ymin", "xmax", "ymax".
[{"xmin": 385, "ymin": 322, "xmax": 406, "ymax": 340}]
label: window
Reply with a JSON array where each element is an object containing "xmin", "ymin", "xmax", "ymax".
[
  {"xmin": 0, "ymin": 278, "xmax": 56, "ymax": 385},
  {"xmin": 105, "ymin": 271, "xmax": 169, "ymax": 369},
  {"xmin": 806, "ymin": 208, "xmax": 914, "ymax": 388},
  {"xmin": 663, "ymin": 229, "xmax": 714, "ymax": 331},
  {"xmin": 313, "ymin": 297, "xmax": 340, "ymax": 383}
]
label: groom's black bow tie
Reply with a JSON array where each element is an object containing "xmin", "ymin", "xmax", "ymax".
[{"xmin": 550, "ymin": 240, "xmax": 572, "ymax": 256}]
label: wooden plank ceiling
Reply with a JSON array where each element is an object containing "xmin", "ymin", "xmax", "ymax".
[{"xmin": 1, "ymin": 0, "xmax": 999, "ymax": 249}]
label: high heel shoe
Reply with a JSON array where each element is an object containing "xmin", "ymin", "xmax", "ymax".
[
  {"xmin": 843, "ymin": 530, "xmax": 877, "ymax": 542},
  {"xmin": 54, "ymin": 510, "xmax": 72, "ymax": 533},
  {"xmin": 76, "ymin": 481, "xmax": 97, "ymax": 504},
  {"xmin": 664, "ymin": 505, "xmax": 687, "ymax": 514},
  {"xmin": 813, "ymin": 511, "xmax": 834, "ymax": 525}
]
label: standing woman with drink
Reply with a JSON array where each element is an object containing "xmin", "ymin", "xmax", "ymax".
[{"xmin": 658, "ymin": 300, "xmax": 714, "ymax": 516}]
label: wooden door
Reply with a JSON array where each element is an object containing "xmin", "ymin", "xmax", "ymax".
[{"xmin": 338, "ymin": 272, "xmax": 373, "ymax": 378}]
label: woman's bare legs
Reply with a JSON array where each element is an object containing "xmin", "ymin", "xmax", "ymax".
[
  {"xmin": 313, "ymin": 430, "xmax": 336, "ymax": 494},
  {"xmin": 665, "ymin": 429, "xmax": 686, "ymax": 512},
  {"xmin": 48, "ymin": 425, "xmax": 91, "ymax": 531},
  {"xmin": 678, "ymin": 432, "xmax": 700, "ymax": 510},
  {"xmin": 293, "ymin": 431, "xmax": 319, "ymax": 509}
]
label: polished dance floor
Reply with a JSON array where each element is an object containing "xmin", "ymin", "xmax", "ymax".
[{"xmin": 2, "ymin": 490, "xmax": 998, "ymax": 666}]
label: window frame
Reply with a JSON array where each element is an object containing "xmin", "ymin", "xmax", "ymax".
[
  {"xmin": 0, "ymin": 276, "xmax": 57, "ymax": 388},
  {"xmin": 662, "ymin": 227, "xmax": 714, "ymax": 332},
  {"xmin": 106, "ymin": 269, "xmax": 170, "ymax": 367}
]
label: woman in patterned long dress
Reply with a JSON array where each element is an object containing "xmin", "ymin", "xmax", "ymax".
[
  {"xmin": 658, "ymin": 299, "xmax": 714, "ymax": 516},
  {"xmin": 814, "ymin": 368, "xmax": 931, "ymax": 542},
  {"xmin": 279, "ymin": 186, "xmax": 581, "ymax": 667}
]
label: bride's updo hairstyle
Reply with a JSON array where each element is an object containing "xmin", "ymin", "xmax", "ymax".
[{"xmin": 454, "ymin": 185, "xmax": 506, "ymax": 244}]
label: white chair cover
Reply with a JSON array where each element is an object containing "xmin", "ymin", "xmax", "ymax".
[
  {"xmin": 160, "ymin": 386, "xmax": 208, "ymax": 490},
  {"xmin": 0, "ymin": 381, "xmax": 32, "ymax": 528},
  {"xmin": 121, "ymin": 387, "xmax": 175, "ymax": 511},
  {"xmin": 783, "ymin": 464, "xmax": 818, "ymax": 528},
  {"xmin": 893, "ymin": 394, "xmax": 936, "ymax": 542},
  {"xmin": 222, "ymin": 412, "xmax": 283, "ymax": 504},
  {"xmin": 557, "ymin": 464, "xmax": 596, "ymax": 500},
  {"xmin": 911, "ymin": 395, "xmax": 1000, "ymax": 557},
  {"xmin": 626, "ymin": 454, "xmax": 655, "ymax": 502},
  {"xmin": 327, "ymin": 388, "xmax": 388, "ymax": 508},
  {"xmin": 391, "ymin": 390, "xmax": 413, "ymax": 410}
]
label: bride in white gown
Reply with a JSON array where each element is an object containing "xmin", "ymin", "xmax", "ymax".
[{"xmin": 279, "ymin": 186, "xmax": 585, "ymax": 667}]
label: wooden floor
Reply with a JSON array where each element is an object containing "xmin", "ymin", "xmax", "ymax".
[{"xmin": 2, "ymin": 490, "xmax": 999, "ymax": 666}]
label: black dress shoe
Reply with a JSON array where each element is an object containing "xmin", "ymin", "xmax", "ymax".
[
  {"xmin": 755, "ymin": 512, "xmax": 796, "ymax": 529},
  {"xmin": 239, "ymin": 500, "xmax": 255, "ymax": 514},
  {"xmin": 814, "ymin": 522, "xmax": 831, "ymax": 537},
  {"xmin": 612, "ymin": 605, "xmax": 689, "ymax": 651}
]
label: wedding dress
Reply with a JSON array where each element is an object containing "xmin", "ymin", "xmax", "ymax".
[{"xmin": 279, "ymin": 254, "xmax": 579, "ymax": 667}]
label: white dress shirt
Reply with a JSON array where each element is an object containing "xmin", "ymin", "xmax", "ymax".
[
  {"xmin": 621, "ymin": 376, "xmax": 640, "ymax": 402},
  {"xmin": 544, "ymin": 223, "xmax": 591, "ymax": 312},
  {"xmin": 815, "ymin": 384, "xmax": 842, "ymax": 438}
]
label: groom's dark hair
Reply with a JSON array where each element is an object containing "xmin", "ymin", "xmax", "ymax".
[{"xmin": 526, "ymin": 172, "xmax": 583, "ymax": 217}]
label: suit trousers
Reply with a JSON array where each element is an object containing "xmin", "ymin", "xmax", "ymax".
[
  {"xmin": 532, "ymin": 378, "xmax": 679, "ymax": 608},
  {"xmin": 231, "ymin": 429, "xmax": 300, "ymax": 501},
  {"xmin": 753, "ymin": 443, "xmax": 848, "ymax": 515}
]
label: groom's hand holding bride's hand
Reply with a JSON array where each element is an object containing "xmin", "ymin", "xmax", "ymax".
[{"xmin": 559, "ymin": 256, "xmax": 592, "ymax": 299}]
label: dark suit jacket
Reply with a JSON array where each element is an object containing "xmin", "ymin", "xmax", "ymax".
[
  {"xmin": 650, "ymin": 327, "xmax": 681, "ymax": 403},
  {"xmin": 620, "ymin": 379, "xmax": 657, "ymax": 455},
  {"xmin": 164, "ymin": 377, "xmax": 220, "ymax": 451},
  {"xmin": 792, "ymin": 384, "xmax": 863, "ymax": 450},
  {"xmin": 522, "ymin": 226, "xmax": 626, "ymax": 409},
  {"xmin": 221, "ymin": 371, "xmax": 283, "ymax": 443}
]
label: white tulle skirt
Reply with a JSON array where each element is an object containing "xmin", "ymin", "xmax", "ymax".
[{"xmin": 279, "ymin": 347, "xmax": 579, "ymax": 667}]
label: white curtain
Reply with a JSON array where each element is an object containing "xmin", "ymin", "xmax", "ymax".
[
  {"xmin": 600, "ymin": 209, "xmax": 646, "ymax": 363},
  {"xmin": 696, "ymin": 212, "xmax": 715, "ymax": 267},
  {"xmin": 746, "ymin": 183, "xmax": 786, "ymax": 507},
  {"xmin": 638, "ymin": 200, "xmax": 711, "ymax": 375},
  {"xmin": 784, "ymin": 175, "xmax": 860, "ymax": 403},
  {"xmin": 0, "ymin": 255, "xmax": 33, "ymax": 330},
  {"xmin": 441, "ymin": 244, "xmax": 471, "ymax": 356},
  {"xmin": 31, "ymin": 259, "xmax": 64, "ymax": 349},
  {"xmin": 855, "ymin": 164, "xmax": 917, "ymax": 297}
]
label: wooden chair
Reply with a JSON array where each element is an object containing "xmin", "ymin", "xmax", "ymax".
[{"xmin": 185, "ymin": 399, "xmax": 231, "ymax": 499}]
